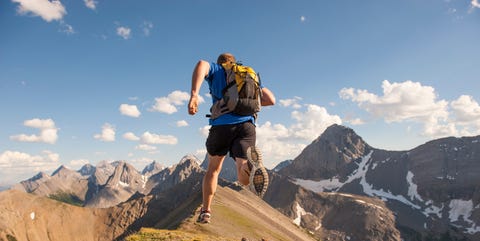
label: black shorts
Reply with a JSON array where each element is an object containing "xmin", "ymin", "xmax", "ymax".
[{"xmin": 206, "ymin": 121, "xmax": 256, "ymax": 159}]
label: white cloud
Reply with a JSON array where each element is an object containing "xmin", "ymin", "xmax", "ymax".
[
  {"xmin": 141, "ymin": 131, "xmax": 177, "ymax": 145},
  {"xmin": 257, "ymin": 122, "xmax": 307, "ymax": 167},
  {"xmin": 176, "ymin": 120, "xmax": 189, "ymax": 127},
  {"xmin": 195, "ymin": 149, "xmax": 207, "ymax": 158},
  {"xmin": 450, "ymin": 95, "xmax": 480, "ymax": 135},
  {"xmin": 119, "ymin": 104, "xmax": 141, "ymax": 118},
  {"xmin": 347, "ymin": 118, "xmax": 366, "ymax": 126},
  {"xmin": 117, "ymin": 26, "xmax": 131, "ymax": 40},
  {"xmin": 12, "ymin": 0, "xmax": 66, "ymax": 22},
  {"xmin": 151, "ymin": 90, "xmax": 204, "ymax": 114},
  {"xmin": 60, "ymin": 21, "xmax": 75, "ymax": 34},
  {"xmin": 300, "ymin": 16, "xmax": 306, "ymax": 22},
  {"xmin": 141, "ymin": 21, "xmax": 154, "ymax": 36},
  {"xmin": 339, "ymin": 80, "xmax": 453, "ymax": 138},
  {"xmin": 84, "ymin": 0, "xmax": 97, "ymax": 10},
  {"xmin": 94, "ymin": 123, "xmax": 115, "ymax": 142},
  {"xmin": 10, "ymin": 118, "xmax": 58, "ymax": 144},
  {"xmin": 291, "ymin": 104, "xmax": 343, "ymax": 140},
  {"xmin": 69, "ymin": 159, "xmax": 90, "ymax": 169},
  {"xmin": 123, "ymin": 132, "xmax": 140, "ymax": 141},
  {"xmin": 200, "ymin": 125, "xmax": 210, "ymax": 138},
  {"xmin": 256, "ymin": 104, "xmax": 342, "ymax": 167},
  {"xmin": 279, "ymin": 97, "xmax": 302, "ymax": 109},
  {"xmin": 135, "ymin": 144, "xmax": 157, "ymax": 151},
  {"xmin": 472, "ymin": 0, "xmax": 480, "ymax": 8},
  {"xmin": 0, "ymin": 150, "xmax": 60, "ymax": 183}
]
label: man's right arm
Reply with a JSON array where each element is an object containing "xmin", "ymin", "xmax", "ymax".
[{"xmin": 188, "ymin": 60, "xmax": 210, "ymax": 115}]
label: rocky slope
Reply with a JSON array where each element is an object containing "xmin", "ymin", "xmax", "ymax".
[
  {"xmin": 0, "ymin": 165, "xmax": 316, "ymax": 241},
  {"xmin": 264, "ymin": 172, "xmax": 401, "ymax": 241},
  {"xmin": 279, "ymin": 124, "xmax": 480, "ymax": 240}
]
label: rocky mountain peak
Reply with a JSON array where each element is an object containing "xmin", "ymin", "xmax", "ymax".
[
  {"xmin": 51, "ymin": 165, "xmax": 75, "ymax": 177},
  {"xmin": 141, "ymin": 161, "xmax": 164, "ymax": 176},
  {"xmin": 78, "ymin": 164, "xmax": 95, "ymax": 176},
  {"xmin": 318, "ymin": 124, "xmax": 370, "ymax": 155},
  {"xmin": 280, "ymin": 124, "xmax": 372, "ymax": 180},
  {"xmin": 105, "ymin": 161, "xmax": 141, "ymax": 188},
  {"xmin": 29, "ymin": 172, "xmax": 50, "ymax": 182}
]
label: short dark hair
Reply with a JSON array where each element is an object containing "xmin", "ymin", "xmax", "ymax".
[{"xmin": 217, "ymin": 53, "xmax": 236, "ymax": 64}]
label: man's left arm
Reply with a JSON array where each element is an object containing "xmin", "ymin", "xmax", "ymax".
[{"xmin": 260, "ymin": 87, "xmax": 275, "ymax": 106}]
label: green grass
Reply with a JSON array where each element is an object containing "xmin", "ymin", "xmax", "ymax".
[
  {"xmin": 47, "ymin": 191, "xmax": 83, "ymax": 207},
  {"xmin": 125, "ymin": 228, "xmax": 229, "ymax": 241}
]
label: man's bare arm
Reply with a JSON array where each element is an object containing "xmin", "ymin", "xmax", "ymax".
[
  {"xmin": 188, "ymin": 60, "xmax": 210, "ymax": 115},
  {"xmin": 260, "ymin": 87, "xmax": 276, "ymax": 106}
]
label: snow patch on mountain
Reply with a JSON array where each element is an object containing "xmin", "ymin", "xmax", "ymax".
[
  {"xmin": 295, "ymin": 151, "xmax": 422, "ymax": 210},
  {"xmin": 293, "ymin": 202, "xmax": 314, "ymax": 227},
  {"xmin": 449, "ymin": 199, "xmax": 480, "ymax": 234}
]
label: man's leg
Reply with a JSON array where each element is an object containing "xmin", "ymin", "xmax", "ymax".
[
  {"xmin": 235, "ymin": 157, "xmax": 250, "ymax": 186},
  {"xmin": 202, "ymin": 154, "xmax": 225, "ymax": 212}
]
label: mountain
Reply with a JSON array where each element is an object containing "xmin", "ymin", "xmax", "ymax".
[
  {"xmin": 10, "ymin": 160, "xmax": 164, "ymax": 208},
  {"xmin": 11, "ymin": 166, "xmax": 89, "ymax": 204},
  {"xmin": 145, "ymin": 155, "xmax": 203, "ymax": 194},
  {"xmin": 279, "ymin": 124, "xmax": 480, "ymax": 241},
  {"xmin": 141, "ymin": 160, "xmax": 165, "ymax": 176},
  {"xmin": 264, "ymin": 172, "xmax": 401, "ymax": 241},
  {"xmin": 0, "ymin": 167, "xmax": 316, "ymax": 241},
  {"xmin": 200, "ymin": 155, "xmax": 238, "ymax": 182},
  {"xmin": 84, "ymin": 161, "xmax": 146, "ymax": 208},
  {"xmin": 273, "ymin": 159, "xmax": 292, "ymax": 172}
]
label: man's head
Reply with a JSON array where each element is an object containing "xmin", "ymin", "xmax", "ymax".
[{"xmin": 217, "ymin": 53, "xmax": 236, "ymax": 64}]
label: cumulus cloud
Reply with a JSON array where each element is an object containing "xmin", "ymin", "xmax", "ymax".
[
  {"xmin": 291, "ymin": 104, "xmax": 343, "ymax": 140},
  {"xmin": 151, "ymin": 90, "xmax": 204, "ymax": 114},
  {"xmin": 94, "ymin": 123, "xmax": 115, "ymax": 142},
  {"xmin": 12, "ymin": 0, "xmax": 66, "ymax": 22},
  {"xmin": 450, "ymin": 95, "xmax": 480, "ymax": 135},
  {"xmin": 0, "ymin": 150, "xmax": 60, "ymax": 184},
  {"xmin": 200, "ymin": 125, "xmax": 210, "ymax": 138},
  {"xmin": 256, "ymin": 121, "xmax": 307, "ymax": 166},
  {"xmin": 84, "ymin": 0, "xmax": 97, "ymax": 10},
  {"xmin": 123, "ymin": 132, "xmax": 140, "ymax": 141},
  {"xmin": 140, "ymin": 131, "xmax": 177, "ymax": 145},
  {"xmin": 256, "ymin": 104, "xmax": 342, "ymax": 167},
  {"xmin": 347, "ymin": 118, "xmax": 365, "ymax": 126},
  {"xmin": 10, "ymin": 118, "xmax": 58, "ymax": 144},
  {"xmin": 117, "ymin": 26, "xmax": 131, "ymax": 39},
  {"xmin": 339, "ymin": 80, "xmax": 453, "ymax": 138},
  {"xmin": 135, "ymin": 144, "xmax": 157, "ymax": 151},
  {"xmin": 176, "ymin": 120, "xmax": 189, "ymax": 127},
  {"xmin": 279, "ymin": 97, "xmax": 302, "ymax": 109},
  {"xmin": 119, "ymin": 104, "xmax": 141, "ymax": 118},
  {"xmin": 195, "ymin": 149, "xmax": 207, "ymax": 158},
  {"xmin": 472, "ymin": 0, "xmax": 480, "ymax": 9},
  {"xmin": 340, "ymin": 80, "xmax": 449, "ymax": 123}
]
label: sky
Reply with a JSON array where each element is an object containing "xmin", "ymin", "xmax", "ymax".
[{"xmin": 1, "ymin": 0, "xmax": 480, "ymax": 185}]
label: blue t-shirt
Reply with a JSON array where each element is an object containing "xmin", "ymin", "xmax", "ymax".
[{"xmin": 206, "ymin": 62, "xmax": 255, "ymax": 126}]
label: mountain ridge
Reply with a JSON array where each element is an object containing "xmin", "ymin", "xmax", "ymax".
[{"xmin": 280, "ymin": 124, "xmax": 480, "ymax": 240}]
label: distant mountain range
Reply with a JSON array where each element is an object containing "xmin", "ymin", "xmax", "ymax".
[
  {"xmin": 1, "ymin": 124, "xmax": 479, "ymax": 240},
  {"xmin": 278, "ymin": 124, "xmax": 480, "ymax": 241}
]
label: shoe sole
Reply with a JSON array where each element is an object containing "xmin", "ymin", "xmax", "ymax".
[{"xmin": 247, "ymin": 146, "xmax": 269, "ymax": 197}]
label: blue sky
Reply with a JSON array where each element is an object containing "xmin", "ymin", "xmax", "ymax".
[{"xmin": 1, "ymin": 0, "xmax": 480, "ymax": 185}]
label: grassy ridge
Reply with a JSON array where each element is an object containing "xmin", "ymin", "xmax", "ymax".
[{"xmin": 125, "ymin": 228, "xmax": 232, "ymax": 241}]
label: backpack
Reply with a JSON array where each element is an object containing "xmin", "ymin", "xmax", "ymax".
[{"xmin": 208, "ymin": 62, "xmax": 262, "ymax": 120}]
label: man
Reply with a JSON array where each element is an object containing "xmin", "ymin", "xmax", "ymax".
[{"xmin": 188, "ymin": 53, "xmax": 275, "ymax": 223}]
